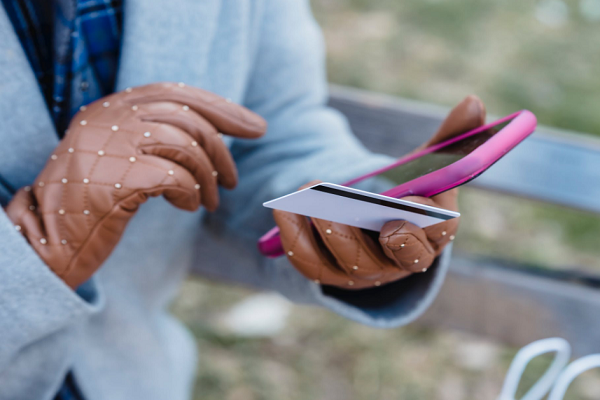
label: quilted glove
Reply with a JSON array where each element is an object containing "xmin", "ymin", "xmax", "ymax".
[
  {"xmin": 5, "ymin": 83, "xmax": 266, "ymax": 288},
  {"xmin": 273, "ymin": 95, "xmax": 485, "ymax": 290}
]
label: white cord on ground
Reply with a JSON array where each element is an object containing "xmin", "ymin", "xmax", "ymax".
[
  {"xmin": 497, "ymin": 338, "xmax": 571, "ymax": 400},
  {"xmin": 547, "ymin": 354, "xmax": 600, "ymax": 400}
]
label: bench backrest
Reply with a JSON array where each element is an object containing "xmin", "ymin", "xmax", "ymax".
[{"xmin": 329, "ymin": 85, "xmax": 600, "ymax": 214}]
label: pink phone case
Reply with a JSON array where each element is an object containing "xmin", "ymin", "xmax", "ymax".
[{"xmin": 258, "ymin": 110, "xmax": 537, "ymax": 258}]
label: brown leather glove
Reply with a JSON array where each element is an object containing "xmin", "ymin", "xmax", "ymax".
[
  {"xmin": 273, "ymin": 95, "xmax": 485, "ymax": 290},
  {"xmin": 5, "ymin": 82, "xmax": 266, "ymax": 289}
]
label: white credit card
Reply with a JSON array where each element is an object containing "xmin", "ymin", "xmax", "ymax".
[{"xmin": 263, "ymin": 183, "xmax": 459, "ymax": 231}]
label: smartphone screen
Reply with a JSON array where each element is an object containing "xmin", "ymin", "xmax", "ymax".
[{"xmin": 349, "ymin": 117, "xmax": 514, "ymax": 190}]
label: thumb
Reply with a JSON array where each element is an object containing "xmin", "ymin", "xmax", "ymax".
[
  {"xmin": 425, "ymin": 95, "xmax": 486, "ymax": 147},
  {"xmin": 379, "ymin": 220, "xmax": 436, "ymax": 273},
  {"xmin": 298, "ymin": 180, "xmax": 323, "ymax": 191}
]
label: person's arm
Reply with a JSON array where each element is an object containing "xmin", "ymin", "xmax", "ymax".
[
  {"xmin": 201, "ymin": 0, "xmax": 468, "ymax": 327},
  {"xmin": 0, "ymin": 207, "xmax": 102, "ymax": 399},
  {"xmin": 0, "ymin": 83, "xmax": 265, "ymax": 398}
]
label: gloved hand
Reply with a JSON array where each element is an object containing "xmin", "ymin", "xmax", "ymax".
[
  {"xmin": 5, "ymin": 82, "xmax": 266, "ymax": 288},
  {"xmin": 273, "ymin": 95, "xmax": 485, "ymax": 290}
]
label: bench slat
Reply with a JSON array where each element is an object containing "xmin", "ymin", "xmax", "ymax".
[
  {"xmin": 421, "ymin": 253, "xmax": 600, "ymax": 357},
  {"xmin": 329, "ymin": 85, "xmax": 600, "ymax": 214}
]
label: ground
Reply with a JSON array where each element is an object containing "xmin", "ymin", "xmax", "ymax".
[
  {"xmin": 174, "ymin": 279, "xmax": 600, "ymax": 400},
  {"xmin": 174, "ymin": 1, "xmax": 600, "ymax": 398}
]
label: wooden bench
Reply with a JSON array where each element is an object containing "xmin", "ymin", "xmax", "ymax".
[{"xmin": 329, "ymin": 85, "xmax": 600, "ymax": 356}]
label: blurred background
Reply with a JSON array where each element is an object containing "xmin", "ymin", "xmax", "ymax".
[{"xmin": 174, "ymin": 0, "xmax": 600, "ymax": 398}]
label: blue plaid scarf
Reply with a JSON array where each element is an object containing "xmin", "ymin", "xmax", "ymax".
[
  {"xmin": 2, "ymin": 1, "xmax": 123, "ymax": 397},
  {"xmin": 2, "ymin": 0, "xmax": 123, "ymax": 136}
]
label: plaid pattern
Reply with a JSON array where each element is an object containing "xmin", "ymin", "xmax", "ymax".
[
  {"xmin": 53, "ymin": 372, "xmax": 86, "ymax": 400},
  {"xmin": 2, "ymin": 0, "xmax": 123, "ymax": 136},
  {"xmin": 1, "ymin": 0, "xmax": 53, "ymax": 100},
  {"xmin": 3, "ymin": 2, "xmax": 123, "ymax": 397}
]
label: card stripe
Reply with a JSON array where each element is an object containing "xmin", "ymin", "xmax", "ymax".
[{"xmin": 310, "ymin": 185, "xmax": 454, "ymax": 221}]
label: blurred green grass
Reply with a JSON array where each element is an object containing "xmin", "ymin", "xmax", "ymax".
[
  {"xmin": 175, "ymin": 279, "xmax": 600, "ymax": 400},
  {"xmin": 177, "ymin": 1, "xmax": 600, "ymax": 399},
  {"xmin": 314, "ymin": 0, "xmax": 600, "ymax": 135},
  {"xmin": 455, "ymin": 188, "xmax": 600, "ymax": 271}
]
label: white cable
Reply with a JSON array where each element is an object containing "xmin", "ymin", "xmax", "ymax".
[
  {"xmin": 497, "ymin": 338, "xmax": 571, "ymax": 400},
  {"xmin": 547, "ymin": 354, "xmax": 600, "ymax": 400}
]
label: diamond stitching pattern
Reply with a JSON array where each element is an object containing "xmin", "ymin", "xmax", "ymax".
[{"xmin": 5, "ymin": 82, "xmax": 267, "ymax": 288}]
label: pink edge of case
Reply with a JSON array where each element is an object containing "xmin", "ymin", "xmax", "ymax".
[{"xmin": 258, "ymin": 110, "xmax": 537, "ymax": 258}]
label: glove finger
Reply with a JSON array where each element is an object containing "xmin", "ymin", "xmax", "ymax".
[
  {"xmin": 5, "ymin": 188, "xmax": 73, "ymax": 274},
  {"xmin": 431, "ymin": 188, "xmax": 459, "ymax": 211},
  {"xmin": 273, "ymin": 209, "xmax": 346, "ymax": 286},
  {"xmin": 123, "ymin": 117, "xmax": 220, "ymax": 210},
  {"xmin": 402, "ymin": 194, "xmax": 459, "ymax": 254},
  {"xmin": 298, "ymin": 180, "xmax": 323, "ymax": 190},
  {"xmin": 379, "ymin": 220, "xmax": 436, "ymax": 272},
  {"xmin": 5, "ymin": 187, "xmax": 36, "ymax": 229},
  {"xmin": 426, "ymin": 95, "xmax": 486, "ymax": 147},
  {"xmin": 110, "ymin": 145, "xmax": 201, "ymax": 212},
  {"xmin": 429, "ymin": 188, "xmax": 459, "ymax": 250},
  {"xmin": 311, "ymin": 218, "xmax": 411, "ymax": 289},
  {"xmin": 145, "ymin": 183, "xmax": 200, "ymax": 212},
  {"xmin": 138, "ymin": 142, "xmax": 217, "ymax": 211},
  {"xmin": 123, "ymin": 82, "xmax": 267, "ymax": 139},
  {"xmin": 137, "ymin": 103, "xmax": 238, "ymax": 189}
]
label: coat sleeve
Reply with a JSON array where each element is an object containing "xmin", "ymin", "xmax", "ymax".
[
  {"xmin": 0, "ymin": 207, "xmax": 103, "ymax": 399},
  {"xmin": 195, "ymin": 0, "xmax": 450, "ymax": 328}
]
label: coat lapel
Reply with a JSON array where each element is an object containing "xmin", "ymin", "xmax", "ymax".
[
  {"xmin": 0, "ymin": 6, "xmax": 59, "ymax": 193},
  {"xmin": 116, "ymin": 0, "xmax": 223, "ymax": 90}
]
